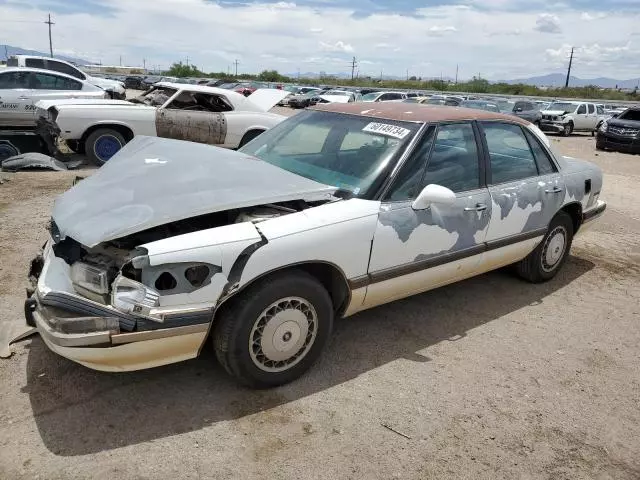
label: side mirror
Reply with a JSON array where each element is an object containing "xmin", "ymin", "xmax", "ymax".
[
  {"xmin": 514, "ymin": 107, "xmax": 523, "ymax": 113},
  {"xmin": 412, "ymin": 184, "xmax": 456, "ymax": 210}
]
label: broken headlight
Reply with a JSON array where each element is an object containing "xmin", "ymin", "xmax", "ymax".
[
  {"xmin": 71, "ymin": 262, "xmax": 109, "ymax": 295},
  {"xmin": 111, "ymin": 275, "xmax": 160, "ymax": 316}
]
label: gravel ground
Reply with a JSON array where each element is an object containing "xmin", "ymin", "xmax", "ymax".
[{"xmin": 0, "ymin": 126, "xmax": 639, "ymax": 479}]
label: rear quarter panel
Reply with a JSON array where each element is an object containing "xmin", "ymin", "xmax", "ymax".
[{"xmin": 56, "ymin": 105, "xmax": 157, "ymax": 140}]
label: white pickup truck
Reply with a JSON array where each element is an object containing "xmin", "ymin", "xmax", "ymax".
[
  {"xmin": 539, "ymin": 101, "xmax": 608, "ymax": 136},
  {"xmin": 36, "ymin": 83, "xmax": 289, "ymax": 165}
]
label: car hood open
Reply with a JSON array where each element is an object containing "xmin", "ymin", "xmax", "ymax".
[{"xmin": 52, "ymin": 136, "xmax": 337, "ymax": 247}]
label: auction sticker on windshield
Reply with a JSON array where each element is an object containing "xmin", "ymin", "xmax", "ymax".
[{"xmin": 362, "ymin": 122, "xmax": 411, "ymax": 139}]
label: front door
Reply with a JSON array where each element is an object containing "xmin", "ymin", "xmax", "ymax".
[
  {"xmin": 364, "ymin": 122, "xmax": 492, "ymax": 308},
  {"xmin": 480, "ymin": 122, "xmax": 565, "ymax": 266},
  {"xmin": 573, "ymin": 103, "xmax": 589, "ymax": 130}
]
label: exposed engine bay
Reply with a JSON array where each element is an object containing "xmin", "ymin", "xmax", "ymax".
[{"xmin": 49, "ymin": 200, "xmax": 325, "ymax": 317}]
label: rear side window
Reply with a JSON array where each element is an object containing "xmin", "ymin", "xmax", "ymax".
[
  {"xmin": 46, "ymin": 60, "xmax": 84, "ymax": 80},
  {"xmin": 423, "ymin": 123, "xmax": 480, "ymax": 192},
  {"xmin": 25, "ymin": 58, "xmax": 46, "ymax": 69},
  {"xmin": 588, "ymin": 104, "xmax": 595, "ymax": 114},
  {"xmin": 30, "ymin": 72, "xmax": 82, "ymax": 90},
  {"xmin": 482, "ymin": 122, "xmax": 538, "ymax": 184},
  {"xmin": 524, "ymin": 129, "xmax": 556, "ymax": 175}
]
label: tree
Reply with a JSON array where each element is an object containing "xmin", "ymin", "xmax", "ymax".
[
  {"xmin": 257, "ymin": 70, "xmax": 287, "ymax": 82},
  {"xmin": 167, "ymin": 62, "xmax": 202, "ymax": 77},
  {"xmin": 409, "ymin": 75, "xmax": 417, "ymax": 81}
]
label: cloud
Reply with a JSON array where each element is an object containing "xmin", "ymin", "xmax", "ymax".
[
  {"xmin": 309, "ymin": 27, "xmax": 323, "ymax": 33},
  {"xmin": 319, "ymin": 40, "xmax": 354, "ymax": 53},
  {"xmin": 580, "ymin": 12, "xmax": 606, "ymax": 21},
  {"xmin": 535, "ymin": 13, "xmax": 561, "ymax": 33},
  {"xmin": 427, "ymin": 25, "xmax": 457, "ymax": 36}
]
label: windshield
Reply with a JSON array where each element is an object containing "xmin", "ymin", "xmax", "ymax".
[
  {"xmin": 361, "ymin": 92, "xmax": 380, "ymax": 101},
  {"xmin": 218, "ymin": 82, "xmax": 239, "ymax": 89},
  {"xmin": 618, "ymin": 109, "xmax": 640, "ymax": 121},
  {"xmin": 496, "ymin": 101, "xmax": 514, "ymax": 112},
  {"xmin": 548, "ymin": 102, "xmax": 576, "ymax": 112},
  {"xmin": 238, "ymin": 110, "xmax": 419, "ymax": 198}
]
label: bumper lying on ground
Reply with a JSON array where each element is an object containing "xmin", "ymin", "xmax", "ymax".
[{"xmin": 24, "ymin": 242, "xmax": 211, "ymax": 372}]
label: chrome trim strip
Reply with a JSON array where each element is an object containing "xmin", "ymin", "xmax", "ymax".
[{"xmin": 111, "ymin": 323, "xmax": 209, "ymax": 345}]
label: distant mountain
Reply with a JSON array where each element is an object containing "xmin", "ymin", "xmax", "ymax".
[
  {"xmin": 0, "ymin": 44, "xmax": 90, "ymax": 66},
  {"xmin": 499, "ymin": 73, "xmax": 640, "ymax": 89}
]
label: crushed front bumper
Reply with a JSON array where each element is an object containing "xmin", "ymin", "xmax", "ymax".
[
  {"xmin": 24, "ymin": 242, "xmax": 211, "ymax": 371},
  {"xmin": 35, "ymin": 117, "xmax": 61, "ymax": 156},
  {"xmin": 539, "ymin": 121, "xmax": 566, "ymax": 133}
]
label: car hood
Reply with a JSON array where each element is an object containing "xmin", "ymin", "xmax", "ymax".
[
  {"xmin": 87, "ymin": 76, "xmax": 125, "ymax": 93},
  {"xmin": 607, "ymin": 118, "xmax": 640, "ymax": 129},
  {"xmin": 52, "ymin": 136, "xmax": 337, "ymax": 247},
  {"xmin": 242, "ymin": 89, "xmax": 290, "ymax": 112},
  {"xmin": 318, "ymin": 95, "xmax": 351, "ymax": 103},
  {"xmin": 543, "ymin": 110, "xmax": 570, "ymax": 116}
]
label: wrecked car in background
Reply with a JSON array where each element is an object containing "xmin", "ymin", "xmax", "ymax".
[
  {"xmin": 35, "ymin": 82, "xmax": 289, "ymax": 165},
  {"xmin": 0, "ymin": 68, "xmax": 107, "ymax": 128},
  {"xmin": 24, "ymin": 103, "xmax": 605, "ymax": 388},
  {"xmin": 596, "ymin": 106, "xmax": 640, "ymax": 154}
]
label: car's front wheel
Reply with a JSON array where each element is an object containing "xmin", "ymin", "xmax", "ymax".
[
  {"xmin": 562, "ymin": 121, "xmax": 573, "ymax": 137},
  {"xmin": 516, "ymin": 211, "xmax": 574, "ymax": 283},
  {"xmin": 214, "ymin": 270, "xmax": 334, "ymax": 388},
  {"xmin": 85, "ymin": 128, "xmax": 126, "ymax": 166}
]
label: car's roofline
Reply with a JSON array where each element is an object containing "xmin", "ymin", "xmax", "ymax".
[
  {"xmin": 310, "ymin": 102, "xmax": 530, "ymax": 125},
  {"xmin": 0, "ymin": 66, "xmax": 95, "ymax": 85}
]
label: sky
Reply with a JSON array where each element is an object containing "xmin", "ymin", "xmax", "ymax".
[{"xmin": 0, "ymin": 0, "xmax": 639, "ymax": 80}]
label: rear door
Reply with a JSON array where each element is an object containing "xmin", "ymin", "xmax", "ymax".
[
  {"xmin": 480, "ymin": 122, "xmax": 564, "ymax": 264},
  {"xmin": 586, "ymin": 103, "xmax": 598, "ymax": 129},
  {"xmin": 0, "ymin": 70, "xmax": 33, "ymax": 126}
]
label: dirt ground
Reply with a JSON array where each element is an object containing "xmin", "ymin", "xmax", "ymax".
[{"xmin": 0, "ymin": 125, "xmax": 639, "ymax": 479}]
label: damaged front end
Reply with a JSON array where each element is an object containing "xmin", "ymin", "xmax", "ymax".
[{"xmin": 23, "ymin": 203, "xmax": 314, "ymax": 371}]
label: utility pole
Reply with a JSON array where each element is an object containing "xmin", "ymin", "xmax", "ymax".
[
  {"xmin": 565, "ymin": 47, "xmax": 574, "ymax": 88},
  {"xmin": 406, "ymin": 68, "xmax": 409, "ymax": 81},
  {"xmin": 233, "ymin": 59, "xmax": 239, "ymax": 77},
  {"xmin": 350, "ymin": 56, "xmax": 357, "ymax": 81},
  {"xmin": 119, "ymin": 55, "xmax": 122, "ymax": 66},
  {"xmin": 45, "ymin": 13, "xmax": 54, "ymax": 57},
  {"xmin": 143, "ymin": 58, "xmax": 146, "ymax": 71},
  {"xmin": 455, "ymin": 64, "xmax": 458, "ymax": 84}
]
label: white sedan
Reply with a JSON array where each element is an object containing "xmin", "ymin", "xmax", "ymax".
[
  {"xmin": 0, "ymin": 68, "xmax": 107, "ymax": 127},
  {"xmin": 24, "ymin": 103, "xmax": 605, "ymax": 388},
  {"xmin": 35, "ymin": 83, "xmax": 289, "ymax": 165}
]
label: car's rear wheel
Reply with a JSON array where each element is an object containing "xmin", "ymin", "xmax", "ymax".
[
  {"xmin": 85, "ymin": 128, "xmax": 126, "ymax": 166},
  {"xmin": 516, "ymin": 211, "xmax": 574, "ymax": 283},
  {"xmin": 214, "ymin": 270, "xmax": 333, "ymax": 388}
]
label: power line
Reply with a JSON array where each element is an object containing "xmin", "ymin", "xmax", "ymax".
[{"xmin": 45, "ymin": 13, "xmax": 54, "ymax": 58}]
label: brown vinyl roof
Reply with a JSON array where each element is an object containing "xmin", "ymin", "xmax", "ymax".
[{"xmin": 310, "ymin": 102, "xmax": 530, "ymax": 125}]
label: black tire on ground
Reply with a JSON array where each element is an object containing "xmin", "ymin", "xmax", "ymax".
[
  {"xmin": 213, "ymin": 270, "xmax": 334, "ymax": 388},
  {"xmin": 596, "ymin": 141, "xmax": 605, "ymax": 151},
  {"xmin": 516, "ymin": 211, "xmax": 574, "ymax": 283},
  {"xmin": 85, "ymin": 128, "xmax": 127, "ymax": 166},
  {"xmin": 534, "ymin": 120, "xmax": 541, "ymax": 128},
  {"xmin": 562, "ymin": 122, "xmax": 573, "ymax": 137},
  {"xmin": 65, "ymin": 139, "xmax": 84, "ymax": 154},
  {"xmin": 238, "ymin": 130, "xmax": 265, "ymax": 148}
]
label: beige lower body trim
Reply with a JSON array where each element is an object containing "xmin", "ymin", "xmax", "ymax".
[{"xmin": 39, "ymin": 328, "xmax": 208, "ymax": 372}]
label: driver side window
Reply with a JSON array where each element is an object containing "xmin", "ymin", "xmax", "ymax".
[{"xmin": 577, "ymin": 104, "xmax": 587, "ymax": 115}]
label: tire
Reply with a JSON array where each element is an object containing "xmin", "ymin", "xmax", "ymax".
[
  {"xmin": 85, "ymin": 128, "xmax": 127, "ymax": 166},
  {"xmin": 65, "ymin": 139, "xmax": 84, "ymax": 154},
  {"xmin": 534, "ymin": 120, "xmax": 541, "ymax": 128},
  {"xmin": 238, "ymin": 130, "xmax": 264, "ymax": 148},
  {"xmin": 516, "ymin": 211, "xmax": 574, "ymax": 283},
  {"xmin": 562, "ymin": 122, "xmax": 573, "ymax": 137},
  {"xmin": 596, "ymin": 141, "xmax": 605, "ymax": 151},
  {"xmin": 214, "ymin": 270, "xmax": 334, "ymax": 388}
]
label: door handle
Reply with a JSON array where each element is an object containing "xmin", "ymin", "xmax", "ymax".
[
  {"xmin": 544, "ymin": 187, "xmax": 563, "ymax": 194},
  {"xmin": 18, "ymin": 96, "xmax": 30, "ymax": 100},
  {"xmin": 464, "ymin": 203, "xmax": 488, "ymax": 212}
]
